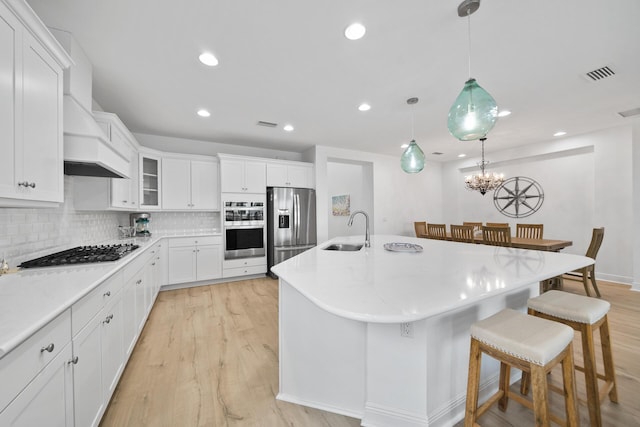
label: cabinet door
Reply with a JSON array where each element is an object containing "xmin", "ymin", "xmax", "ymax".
[
  {"xmin": 162, "ymin": 158, "xmax": 191, "ymax": 209},
  {"xmin": 167, "ymin": 246, "xmax": 197, "ymax": 284},
  {"xmin": 72, "ymin": 316, "xmax": 104, "ymax": 427},
  {"xmin": 220, "ymin": 159, "xmax": 245, "ymax": 193},
  {"xmin": 135, "ymin": 271, "xmax": 147, "ymax": 332},
  {"xmin": 196, "ymin": 245, "xmax": 222, "ymax": 280},
  {"xmin": 140, "ymin": 155, "xmax": 161, "ymax": 209},
  {"xmin": 266, "ymin": 163, "xmax": 288, "ymax": 187},
  {"xmin": 286, "ymin": 165, "xmax": 312, "ymax": 188},
  {"xmin": 20, "ymin": 31, "xmax": 63, "ymax": 202},
  {"xmin": 122, "ymin": 273, "xmax": 139, "ymax": 357},
  {"xmin": 0, "ymin": 6, "xmax": 18, "ymax": 198},
  {"xmin": 191, "ymin": 160, "xmax": 218, "ymax": 210},
  {"xmin": 244, "ymin": 160, "xmax": 266, "ymax": 193},
  {"xmin": 0, "ymin": 344, "xmax": 73, "ymax": 427},
  {"xmin": 101, "ymin": 295, "xmax": 124, "ymax": 402}
]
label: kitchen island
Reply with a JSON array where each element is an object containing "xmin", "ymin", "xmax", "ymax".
[{"xmin": 271, "ymin": 235, "xmax": 593, "ymax": 427}]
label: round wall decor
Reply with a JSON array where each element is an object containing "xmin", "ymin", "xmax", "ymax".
[{"xmin": 493, "ymin": 176, "xmax": 544, "ymax": 218}]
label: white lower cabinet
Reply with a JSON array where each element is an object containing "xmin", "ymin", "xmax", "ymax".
[
  {"xmin": 167, "ymin": 236, "xmax": 222, "ymax": 285},
  {"xmin": 1, "ymin": 240, "xmax": 165, "ymax": 426},
  {"xmin": 0, "ymin": 343, "xmax": 74, "ymax": 427},
  {"xmin": 223, "ymin": 256, "xmax": 267, "ymax": 278}
]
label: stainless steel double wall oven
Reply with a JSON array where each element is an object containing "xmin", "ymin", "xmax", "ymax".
[{"xmin": 223, "ymin": 194, "xmax": 266, "ymax": 261}]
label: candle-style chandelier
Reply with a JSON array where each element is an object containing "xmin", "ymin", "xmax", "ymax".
[{"xmin": 464, "ymin": 137, "xmax": 504, "ymax": 195}]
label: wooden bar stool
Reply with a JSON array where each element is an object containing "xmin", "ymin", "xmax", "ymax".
[
  {"xmin": 465, "ymin": 309, "xmax": 579, "ymax": 427},
  {"xmin": 524, "ymin": 290, "xmax": 618, "ymax": 427}
]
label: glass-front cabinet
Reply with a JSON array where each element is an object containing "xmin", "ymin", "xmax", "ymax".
[{"xmin": 139, "ymin": 154, "xmax": 161, "ymax": 209}]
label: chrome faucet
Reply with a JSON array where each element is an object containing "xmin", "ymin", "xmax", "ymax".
[{"xmin": 348, "ymin": 210, "xmax": 370, "ymax": 247}]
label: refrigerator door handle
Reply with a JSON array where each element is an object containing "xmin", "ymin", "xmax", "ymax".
[{"xmin": 294, "ymin": 193, "xmax": 300, "ymax": 244}]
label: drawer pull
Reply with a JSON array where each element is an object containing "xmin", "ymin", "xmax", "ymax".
[
  {"xmin": 136, "ymin": 279, "xmax": 142, "ymax": 285},
  {"xmin": 103, "ymin": 314, "xmax": 114, "ymax": 324},
  {"xmin": 40, "ymin": 343, "xmax": 55, "ymax": 353},
  {"xmin": 68, "ymin": 356, "xmax": 79, "ymax": 365},
  {"xmin": 104, "ymin": 291, "xmax": 111, "ymax": 297}
]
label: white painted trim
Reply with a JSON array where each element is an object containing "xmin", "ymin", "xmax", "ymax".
[{"xmin": 276, "ymin": 392, "xmax": 364, "ymax": 420}]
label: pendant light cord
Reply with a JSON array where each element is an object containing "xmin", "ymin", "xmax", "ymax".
[
  {"xmin": 467, "ymin": 8, "xmax": 472, "ymax": 79},
  {"xmin": 480, "ymin": 137, "xmax": 487, "ymax": 174}
]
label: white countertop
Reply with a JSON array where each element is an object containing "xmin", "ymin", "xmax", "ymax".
[
  {"xmin": 270, "ymin": 235, "xmax": 594, "ymax": 324},
  {"xmin": 0, "ymin": 231, "xmax": 221, "ymax": 359}
]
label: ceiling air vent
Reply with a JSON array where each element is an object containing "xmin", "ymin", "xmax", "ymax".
[
  {"xmin": 431, "ymin": 152, "xmax": 443, "ymax": 155},
  {"xmin": 257, "ymin": 120, "xmax": 278, "ymax": 128},
  {"xmin": 618, "ymin": 107, "xmax": 640, "ymax": 118},
  {"xmin": 584, "ymin": 66, "xmax": 615, "ymax": 81}
]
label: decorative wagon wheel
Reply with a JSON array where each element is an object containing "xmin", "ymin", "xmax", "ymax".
[{"xmin": 493, "ymin": 176, "xmax": 544, "ymax": 218}]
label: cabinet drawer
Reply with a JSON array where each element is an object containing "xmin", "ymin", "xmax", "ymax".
[
  {"xmin": 223, "ymin": 264, "xmax": 266, "ymax": 278},
  {"xmin": 168, "ymin": 235, "xmax": 221, "ymax": 247},
  {"xmin": 0, "ymin": 309, "xmax": 71, "ymax": 412},
  {"xmin": 72, "ymin": 272, "xmax": 123, "ymax": 336},
  {"xmin": 224, "ymin": 256, "xmax": 265, "ymax": 269}
]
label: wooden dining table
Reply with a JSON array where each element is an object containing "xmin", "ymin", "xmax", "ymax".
[{"xmin": 417, "ymin": 233, "xmax": 572, "ymax": 252}]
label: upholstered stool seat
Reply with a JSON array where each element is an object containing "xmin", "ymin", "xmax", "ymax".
[
  {"xmin": 525, "ymin": 290, "xmax": 618, "ymax": 427},
  {"xmin": 465, "ymin": 309, "xmax": 579, "ymax": 427}
]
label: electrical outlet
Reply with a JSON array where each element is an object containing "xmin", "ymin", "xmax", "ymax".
[{"xmin": 400, "ymin": 322, "xmax": 413, "ymax": 338}]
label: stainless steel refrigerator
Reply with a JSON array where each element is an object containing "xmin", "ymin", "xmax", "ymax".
[{"xmin": 267, "ymin": 187, "xmax": 317, "ymax": 278}]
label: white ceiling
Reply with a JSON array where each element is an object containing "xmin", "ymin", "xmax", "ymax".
[{"xmin": 27, "ymin": 0, "xmax": 640, "ymax": 162}]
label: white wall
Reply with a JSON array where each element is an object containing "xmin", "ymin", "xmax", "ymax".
[
  {"xmin": 442, "ymin": 126, "xmax": 634, "ymax": 285},
  {"xmin": 327, "ymin": 161, "xmax": 370, "ymax": 239},
  {"xmin": 313, "ymin": 145, "xmax": 442, "ymax": 243},
  {"xmin": 633, "ymin": 120, "xmax": 640, "ymax": 291}
]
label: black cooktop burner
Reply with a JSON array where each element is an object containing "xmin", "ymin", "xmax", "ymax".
[{"xmin": 18, "ymin": 244, "xmax": 140, "ymax": 269}]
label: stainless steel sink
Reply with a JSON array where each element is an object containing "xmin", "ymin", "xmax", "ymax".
[{"xmin": 323, "ymin": 243, "xmax": 364, "ymax": 251}]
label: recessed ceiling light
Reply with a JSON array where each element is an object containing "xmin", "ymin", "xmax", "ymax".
[
  {"xmin": 198, "ymin": 52, "xmax": 219, "ymax": 67},
  {"xmin": 197, "ymin": 109, "xmax": 211, "ymax": 117},
  {"xmin": 344, "ymin": 23, "xmax": 366, "ymax": 40},
  {"xmin": 358, "ymin": 103, "xmax": 371, "ymax": 111},
  {"xmin": 497, "ymin": 110, "xmax": 511, "ymax": 117},
  {"xmin": 283, "ymin": 124, "xmax": 294, "ymax": 132},
  {"xmin": 553, "ymin": 131, "xmax": 567, "ymax": 137},
  {"xmin": 401, "ymin": 143, "xmax": 409, "ymax": 149},
  {"xmin": 458, "ymin": 153, "xmax": 467, "ymax": 158}
]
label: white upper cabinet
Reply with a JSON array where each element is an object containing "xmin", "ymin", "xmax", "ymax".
[
  {"xmin": 139, "ymin": 153, "xmax": 161, "ymax": 210},
  {"xmin": 0, "ymin": 0, "xmax": 71, "ymax": 207},
  {"xmin": 162, "ymin": 157, "xmax": 219, "ymax": 210},
  {"xmin": 266, "ymin": 161, "xmax": 314, "ymax": 188},
  {"xmin": 219, "ymin": 155, "xmax": 266, "ymax": 193}
]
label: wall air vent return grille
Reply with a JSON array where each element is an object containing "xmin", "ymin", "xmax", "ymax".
[
  {"xmin": 257, "ymin": 121, "xmax": 278, "ymax": 128},
  {"xmin": 618, "ymin": 107, "xmax": 640, "ymax": 118},
  {"xmin": 431, "ymin": 152, "xmax": 443, "ymax": 155},
  {"xmin": 585, "ymin": 66, "xmax": 615, "ymax": 81}
]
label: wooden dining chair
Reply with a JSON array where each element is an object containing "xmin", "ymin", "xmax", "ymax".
[
  {"xmin": 563, "ymin": 227, "xmax": 605, "ymax": 297},
  {"xmin": 426, "ymin": 223, "xmax": 447, "ymax": 240},
  {"xmin": 486, "ymin": 222, "xmax": 508, "ymax": 228},
  {"xmin": 516, "ymin": 223, "xmax": 544, "ymax": 239},
  {"xmin": 482, "ymin": 226, "xmax": 512, "ymax": 247},
  {"xmin": 462, "ymin": 222, "xmax": 482, "ymax": 234},
  {"xmin": 450, "ymin": 225, "xmax": 474, "ymax": 243},
  {"xmin": 414, "ymin": 221, "xmax": 427, "ymax": 238}
]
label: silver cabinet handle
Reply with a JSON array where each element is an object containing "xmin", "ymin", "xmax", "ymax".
[
  {"xmin": 104, "ymin": 291, "xmax": 111, "ymax": 297},
  {"xmin": 68, "ymin": 356, "xmax": 79, "ymax": 365},
  {"xmin": 41, "ymin": 343, "xmax": 55, "ymax": 353},
  {"xmin": 136, "ymin": 279, "xmax": 142, "ymax": 284},
  {"xmin": 122, "ymin": 200, "xmax": 127, "ymax": 203},
  {"xmin": 151, "ymin": 262, "xmax": 156, "ymax": 266},
  {"xmin": 18, "ymin": 181, "xmax": 36, "ymax": 188},
  {"xmin": 103, "ymin": 314, "xmax": 114, "ymax": 324}
]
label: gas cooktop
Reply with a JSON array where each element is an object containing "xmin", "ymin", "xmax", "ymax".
[{"xmin": 18, "ymin": 244, "xmax": 140, "ymax": 269}]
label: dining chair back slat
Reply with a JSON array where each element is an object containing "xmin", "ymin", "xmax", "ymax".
[
  {"xmin": 427, "ymin": 223, "xmax": 447, "ymax": 240},
  {"xmin": 451, "ymin": 225, "xmax": 475, "ymax": 243},
  {"xmin": 482, "ymin": 226, "xmax": 512, "ymax": 247},
  {"xmin": 462, "ymin": 222, "xmax": 483, "ymax": 233},
  {"xmin": 516, "ymin": 223, "xmax": 544, "ymax": 239}
]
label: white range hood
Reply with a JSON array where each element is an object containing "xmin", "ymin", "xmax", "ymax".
[
  {"xmin": 62, "ymin": 95, "xmax": 129, "ymax": 178},
  {"xmin": 51, "ymin": 29, "xmax": 129, "ymax": 179}
]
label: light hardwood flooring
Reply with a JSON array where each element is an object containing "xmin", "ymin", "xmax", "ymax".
[{"xmin": 100, "ymin": 278, "xmax": 639, "ymax": 427}]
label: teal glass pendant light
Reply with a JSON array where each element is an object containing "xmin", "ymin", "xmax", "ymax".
[
  {"xmin": 401, "ymin": 97, "xmax": 425, "ymax": 173},
  {"xmin": 447, "ymin": 0, "xmax": 498, "ymax": 141}
]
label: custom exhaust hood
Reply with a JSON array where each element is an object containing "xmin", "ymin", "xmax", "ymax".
[{"xmin": 52, "ymin": 29, "xmax": 129, "ymax": 179}]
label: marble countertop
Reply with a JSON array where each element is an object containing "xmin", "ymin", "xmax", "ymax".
[
  {"xmin": 270, "ymin": 235, "xmax": 594, "ymax": 324},
  {"xmin": 0, "ymin": 231, "xmax": 220, "ymax": 359}
]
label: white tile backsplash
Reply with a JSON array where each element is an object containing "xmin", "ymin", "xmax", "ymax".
[{"xmin": 0, "ymin": 176, "xmax": 220, "ymax": 268}]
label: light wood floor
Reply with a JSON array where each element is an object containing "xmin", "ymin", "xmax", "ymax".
[{"xmin": 100, "ymin": 277, "xmax": 639, "ymax": 427}]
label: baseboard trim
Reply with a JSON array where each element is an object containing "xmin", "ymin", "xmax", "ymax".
[
  {"xmin": 276, "ymin": 392, "xmax": 364, "ymax": 420},
  {"xmin": 160, "ymin": 274, "xmax": 267, "ymax": 291}
]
